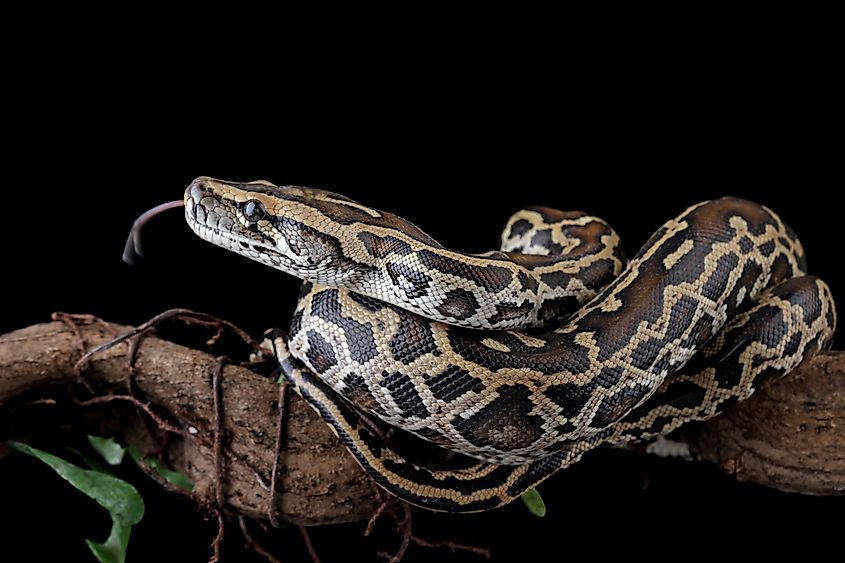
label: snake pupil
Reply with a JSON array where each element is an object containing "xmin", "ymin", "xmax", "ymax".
[{"xmin": 243, "ymin": 200, "xmax": 266, "ymax": 223}]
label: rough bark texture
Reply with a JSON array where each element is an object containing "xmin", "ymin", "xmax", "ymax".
[
  {"xmin": 0, "ymin": 321, "xmax": 376, "ymax": 526},
  {"xmin": 681, "ymin": 351, "xmax": 844, "ymax": 495},
  {"xmin": 0, "ymin": 321, "xmax": 842, "ymax": 528}
]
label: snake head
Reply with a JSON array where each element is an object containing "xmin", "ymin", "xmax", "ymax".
[{"xmin": 184, "ymin": 177, "xmax": 373, "ymax": 284}]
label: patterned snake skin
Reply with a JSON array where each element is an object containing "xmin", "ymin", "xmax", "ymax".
[{"xmin": 184, "ymin": 177, "xmax": 836, "ymax": 511}]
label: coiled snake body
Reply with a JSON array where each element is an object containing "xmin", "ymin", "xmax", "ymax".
[{"xmin": 185, "ymin": 177, "xmax": 836, "ymax": 512}]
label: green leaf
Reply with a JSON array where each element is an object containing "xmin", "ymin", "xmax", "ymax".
[
  {"xmin": 65, "ymin": 447, "xmax": 113, "ymax": 475},
  {"xmin": 7, "ymin": 441, "xmax": 144, "ymax": 563},
  {"xmin": 87, "ymin": 435, "xmax": 126, "ymax": 466},
  {"xmin": 127, "ymin": 446, "xmax": 194, "ymax": 491},
  {"xmin": 520, "ymin": 488, "xmax": 546, "ymax": 517}
]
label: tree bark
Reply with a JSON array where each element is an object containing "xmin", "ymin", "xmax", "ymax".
[
  {"xmin": 0, "ymin": 321, "xmax": 842, "ymax": 527},
  {"xmin": 680, "ymin": 351, "xmax": 844, "ymax": 495},
  {"xmin": 0, "ymin": 321, "xmax": 376, "ymax": 526}
]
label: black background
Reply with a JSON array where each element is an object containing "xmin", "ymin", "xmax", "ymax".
[{"xmin": 1, "ymin": 37, "xmax": 841, "ymax": 562}]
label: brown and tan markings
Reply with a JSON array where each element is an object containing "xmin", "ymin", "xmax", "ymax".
[
  {"xmin": 186, "ymin": 177, "xmax": 626, "ymax": 330},
  {"xmin": 187, "ymin": 177, "xmax": 836, "ymax": 512}
]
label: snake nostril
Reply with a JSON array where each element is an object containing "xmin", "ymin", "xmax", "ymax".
[{"xmin": 189, "ymin": 178, "xmax": 209, "ymax": 206}]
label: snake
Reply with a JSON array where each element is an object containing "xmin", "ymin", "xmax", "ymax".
[{"xmin": 183, "ymin": 176, "xmax": 836, "ymax": 512}]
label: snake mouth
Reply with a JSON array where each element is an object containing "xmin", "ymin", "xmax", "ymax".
[
  {"xmin": 185, "ymin": 205, "xmax": 285, "ymax": 260},
  {"xmin": 184, "ymin": 178, "xmax": 286, "ymax": 260},
  {"xmin": 189, "ymin": 220, "xmax": 285, "ymax": 259},
  {"xmin": 184, "ymin": 177, "xmax": 346, "ymax": 277}
]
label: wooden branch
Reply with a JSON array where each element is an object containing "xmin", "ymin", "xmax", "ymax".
[
  {"xmin": 0, "ymin": 321, "xmax": 842, "ymax": 529},
  {"xmin": 681, "ymin": 351, "xmax": 844, "ymax": 495},
  {"xmin": 0, "ymin": 321, "xmax": 377, "ymax": 526}
]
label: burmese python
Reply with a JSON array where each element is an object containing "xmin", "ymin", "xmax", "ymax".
[{"xmin": 184, "ymin": 177, "xmax": 836, "ymax": 512}]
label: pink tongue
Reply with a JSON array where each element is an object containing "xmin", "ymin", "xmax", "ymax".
[{"xmin": 122, "ymin": 200, "xmax": 185, "ymax": 265}]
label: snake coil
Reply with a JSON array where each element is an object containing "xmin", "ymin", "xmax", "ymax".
[{"xmin": 185, "ymin": 177, "xmax": 836, "ymax": 512}]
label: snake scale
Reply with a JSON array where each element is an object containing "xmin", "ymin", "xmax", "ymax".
[{"xmin": 184, "ymin": 177, "xmax": 836, "ymax": 512}]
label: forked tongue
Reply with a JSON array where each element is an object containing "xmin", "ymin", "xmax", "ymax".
[{"xmin": 122, "ymin": 200, "xmax": 185, "ymax": 265}]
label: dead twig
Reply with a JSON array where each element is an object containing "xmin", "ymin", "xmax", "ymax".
[
  {"xmin": 377, "ymin": 502, "xmax": 413, "ymax": 563},
  {"xmin": 370, "ymin": 498, "xmax": 490, "ymax": 562},
  {"xmin": 72, "ymin": 394, "xmax": 187, "ymax": 437},
  {"xmin": 74, "ymin": 308, "xmax": 261, "ymax": 372},
  {"xmin": 209, "ymin": 508, "xmax": 225, "ymax": 563},
  {"xmin": 269, "ymin": 379, "xmax": 290, "ymax": 529},
  {"xmin": 238, "ymin": 517, "xmax": 282, "ymax": 563},
  {"xmin": 212, "ymin": 357, "xmax": 228, "ymax": 510},
  {"xmin": 410, "ymin": 536, "xmax": 492, "ymax": 560},
  {"xmin": 365, "ymin": 485, "xmax": 392, "ymax": 537}
]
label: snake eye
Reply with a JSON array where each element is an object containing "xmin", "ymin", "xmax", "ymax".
[{"xmin": 243, "ymin": 200, "xmax": 267, "ymax": 223}]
